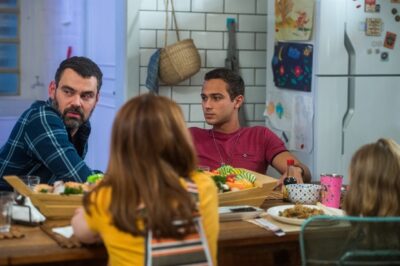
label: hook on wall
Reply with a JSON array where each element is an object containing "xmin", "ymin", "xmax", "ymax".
[{"xmin": 30, "ymin": 75, "xmax": 45, "ymax": 89}]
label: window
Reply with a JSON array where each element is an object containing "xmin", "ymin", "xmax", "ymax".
[{"xmin": 0, "ymin": 0, "xmax": 19, "ymax": 95}]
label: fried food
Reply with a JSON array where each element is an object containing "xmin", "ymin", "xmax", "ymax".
[{"xmin": 279, "ymin": 204, "xmax": 324, "ymax": 219}]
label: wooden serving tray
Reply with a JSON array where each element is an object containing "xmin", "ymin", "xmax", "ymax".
[
  {"xmin": 4, "ymin": 175, "xmax": 82, "ymax": 220},
  {"xmin": 217, "ymin": 169, "xmax": 278, "ymax": 207}
]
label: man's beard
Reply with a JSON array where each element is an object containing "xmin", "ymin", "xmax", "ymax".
[{"xmin": 52, "ymin": 98, "xmax": 91, "ymax": 130}]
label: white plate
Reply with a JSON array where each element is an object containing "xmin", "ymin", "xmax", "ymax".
[{"xmin": 267, "ymin": 205, "xmax": 344, "ymax": 225}]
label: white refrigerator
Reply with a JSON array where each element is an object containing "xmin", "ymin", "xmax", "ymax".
[{"xmin": 266, "ymin": 0, "xmax": 400, "ymax": 183}]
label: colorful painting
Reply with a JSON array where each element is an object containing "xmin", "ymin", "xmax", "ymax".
[
  {"xmin": 275, "ymin": 0, "xmax": 315, "ymax": 41},
  {"xmin": 272, "ymin": 42, "xmax": 313, "ymax": 92}
]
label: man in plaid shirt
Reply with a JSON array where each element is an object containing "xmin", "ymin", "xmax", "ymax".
[{"xmin": 0, "ymin": 56, "xmax": 103, "ymax": 191}]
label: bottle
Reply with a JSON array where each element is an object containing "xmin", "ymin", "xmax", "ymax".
[
  {"xmin": 283, "ymin": 159, "xmax": 297, "ymax": 201},
  {"xmin": 284, "ymin": 159, "xmax": 298, "ymax": 186}
]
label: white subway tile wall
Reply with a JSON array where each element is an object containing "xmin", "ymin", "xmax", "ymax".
[{"xmin": 139, "ymin": 0, "xmax": 267, "ymax": 127}]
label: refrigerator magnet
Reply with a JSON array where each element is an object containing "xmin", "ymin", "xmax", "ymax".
[
  {"xmin": 365, "ymin": 18, "xmax": 382, "ymax": 36},
  {"xmin": 365, "ymin": 0, "xmax": 376, "ymax": 12},
  {"xmin": 384, "ymin": 31, "xmax": 397, "ymax": 49}
]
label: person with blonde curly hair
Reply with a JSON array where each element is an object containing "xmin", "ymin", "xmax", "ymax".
[{"xmin": 344, "ymin": 138, "xmax": 400, "ymax": 216}]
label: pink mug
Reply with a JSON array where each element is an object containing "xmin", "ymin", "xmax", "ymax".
[{"xmin": 320, "ymin": 174, "xmax": 343, "ymax": 208}]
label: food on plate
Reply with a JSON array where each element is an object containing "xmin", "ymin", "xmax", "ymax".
[
  {"xmin": 279, "ymin": 204, "xmax": 324, "ymax": 219},
  {"xmin": 208, "ymin": 165, "xmax": 256, "ymax": 192}
]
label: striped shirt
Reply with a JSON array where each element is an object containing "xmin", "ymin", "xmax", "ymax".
[{"xmin": 0, "ymin": 99, "xmax": 94, "ymax": 191}]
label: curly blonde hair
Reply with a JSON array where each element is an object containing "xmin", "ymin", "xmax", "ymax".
[{"xmin": 343, "ymin": 138, "xmax": 400, "ymax": 216}]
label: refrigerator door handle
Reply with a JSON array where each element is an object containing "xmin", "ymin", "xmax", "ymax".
[{"xmin": 342, "ymin": 26, "xmax": 355, "ymax": 155}]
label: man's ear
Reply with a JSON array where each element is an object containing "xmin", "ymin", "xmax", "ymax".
[
  {"xmin": 234, "ymin": 95, "xmax": 244, "ymax": 109},
  {"xmin": 48, "ymin": 81, "xmax": 56, "ymax": 99}
]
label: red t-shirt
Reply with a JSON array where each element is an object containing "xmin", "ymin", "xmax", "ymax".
[{"xmin": 189, "ymin": 126, "xmax": 287, "ymax": 174}]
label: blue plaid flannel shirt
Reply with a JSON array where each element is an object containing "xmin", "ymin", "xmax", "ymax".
[{"xmin": 0, "ymin": 100, "xmax": 94, "ymax": 191}]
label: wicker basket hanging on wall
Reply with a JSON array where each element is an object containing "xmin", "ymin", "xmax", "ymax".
[{"xmin": 159, "ymin": 0, "xmax": 201, "ymax": 85}]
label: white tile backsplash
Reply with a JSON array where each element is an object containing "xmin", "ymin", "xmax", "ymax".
[
  {"xmin": 239, "ymin": 14, "xmax": 267, "ymax": 32},
  {"xmin": 140, "ymin": 48, "xmax": 156, "ymax": 66},
  {"xmin": 206, "ymin": 14, "xmax": 238, "ymax": 31},
  {"xmin": 244, "ymin": 86, "xmax": 266, "ymax": 103},
  {"xmin": 157, "ymin": 30, "xmax": 191, "ymax": 47},
  {"xmin": 255, "ymin": 68, "xmax": 266, "ymax": 85},
  {"xmin": 239, "ymin": 51, "xmax": 266, "ymax": 68},
  {"xmin": 139, "ymin": 0, "xmax": 268, "ymax": 127},
  {"xmin": 140, "ymin": 66, "xmax": 147, "ymax": 86},
  {"xmin": 140, "ymin": 11, "xmax": 166, "ymax": 29},
  {"xmin": 140, "ymin": 0, "xmax": 157, "ymax": 10},
  {"xmin": 256, "ymin": 33, "xmax": 266, "ymax": 50},
  {"xmin": 224, "ymin": 32, "xmax": 255, "ymax": 50},
  {"xmin": 190, "ymin": 104, "xmax": 205, "ymax": 121},
  {"xmin": 206, "ymin": 50, "xmax": 227, "ymax": 68},
  {"xmin": 140, "ymin": 30, "xmax": 157, "ymax": 47},
  {"xmin": 157, "ymin": 0, "xmax": 191, "ymax": 12},
  {"xmin": 243, "ymin": 104, "xmax": 255, "ymax": 120},
  {"xmin": 174, "ymin": 12, "xmax": 205, "ymax": 31},
  {"xmin": 172, "ymin": 86, "xmax": 202, "ymax": 104},
  {"xmin": 256, "ymin": 0, "xmax": 267, "ymax": 14},
  {"xmin": 191, "ymin": 68, "xmax": 209, "ymax": 85},
  {"xmin": 192, "ymin": 0, "xmax": 223, "ymax": 13},
  {"xmin": 192, "ymin": 31, "xmax": 223, "ymax": 49},
  {"xmin": 225, "ymin": 0, "xmax": 256, "ymax": 14},
  {"xmin": 180, "ymin": 104, "xmax": 190, "ymax": 121},
  {"xmin": 240, "ymin": 68, "xmax": 255, "ymax": 86}
]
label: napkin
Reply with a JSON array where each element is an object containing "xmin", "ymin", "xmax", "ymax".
[
  {"xmin": 52, "ymin": 226, "xmax": 74, "ymax": 238},
  {"xmin": 12, "ymin": 197, "xmax": 46, "ymax": 223}
]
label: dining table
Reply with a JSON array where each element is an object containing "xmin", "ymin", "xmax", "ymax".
[{"xmin": 0, "ymin": 199, "xmax": 302, "ymax": 266}]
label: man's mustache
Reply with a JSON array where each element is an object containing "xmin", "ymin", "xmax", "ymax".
[{"xmin": 63, "ymin": 107, "xmax": 84, "ymax": 120}]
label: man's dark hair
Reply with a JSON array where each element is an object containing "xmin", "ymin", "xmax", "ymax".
[
  {"xmin": 54, "ymin": 56, "xmax": 103, "ymax": 92},
  {"xmin": 204, "ymin": 68, "xmax": 244, "ymax": 101}
]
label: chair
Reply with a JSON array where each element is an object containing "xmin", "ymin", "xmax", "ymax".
[{"xmin": 299, "ymin": 215, "xmax": 400, "ymax": 266}]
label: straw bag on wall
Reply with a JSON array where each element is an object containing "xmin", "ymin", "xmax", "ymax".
[{"xmin": 159, "ymin": 0, "xmax": 201, "ymax": 85}]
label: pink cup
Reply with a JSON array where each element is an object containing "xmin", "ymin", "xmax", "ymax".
[{"xmin": 320, "ymin": 174, "xmax": 343, "ymax": 208}]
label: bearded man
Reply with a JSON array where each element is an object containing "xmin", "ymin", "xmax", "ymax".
[{"xmin": 0, "ymin": 56, "xmax": 103, "ymax": 191}]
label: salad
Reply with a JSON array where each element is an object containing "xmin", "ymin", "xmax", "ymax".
[{"xmin": 207, "ymin": 165, "xmax": 256, "ymax": 192}]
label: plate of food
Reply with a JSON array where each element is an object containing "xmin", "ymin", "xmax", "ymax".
[{"xmin": 267, "ymin": 204, "xmax": 343, "ymax": 225}]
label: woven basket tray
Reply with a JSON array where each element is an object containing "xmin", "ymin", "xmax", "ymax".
[
  {"xmin": 4, "ymin": 176, "xmax": 81, "ymax": 220},
  {"xmin": 217, "ymin": 169, "xmax": 278, "ymax": 207}
]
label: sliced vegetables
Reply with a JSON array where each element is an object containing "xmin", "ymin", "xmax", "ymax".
[{"xmin": 210, "ymin": 165, "xmax": 256, "ymax": 192}]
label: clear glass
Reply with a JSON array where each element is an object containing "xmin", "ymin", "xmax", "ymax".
[
  {"xmin": 0, "ymin": 191, "xmax": 14, "ymax": 233},
  {"xmin": 20, "ymin": 175, "xmax": 40, "ymax": 189}
]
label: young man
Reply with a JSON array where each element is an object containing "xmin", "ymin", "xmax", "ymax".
[
  {"xmin": 0, "ymin": 56, "xmax": 103, "ymax": 191},
  {"xmin": 189, "ymin": 68, "xmax": 311, "ymax": 183}
]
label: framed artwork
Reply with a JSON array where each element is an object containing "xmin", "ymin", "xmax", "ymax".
[
  {"xmin": 0, "ymin": 0, "xmax": 19, "ymax": 95},
  {"xmin": 0, "ymin": 0, "xmax": 17, "ymax": 8}
]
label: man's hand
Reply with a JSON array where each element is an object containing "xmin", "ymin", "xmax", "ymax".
[{"xmin": 273, "ymin": 166, "xmax": 304, "ymax": 191}]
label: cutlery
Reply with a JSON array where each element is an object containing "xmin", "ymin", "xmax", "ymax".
[{"xmin": 249, "ymin": 218, "xmax": 285, "ymax": 237}]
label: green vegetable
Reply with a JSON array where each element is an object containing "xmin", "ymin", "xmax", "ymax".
[
  {"xmin": 236, "ymin": 171, "xmax": 256, "ymax": 183},
  {"xmin": 62, "ymin": 186, "xmax": 83, "ymax": 195},
  {"xmin": 217, "ymin": 165, "xmax": 235, "ymax": 176},
  {"xmin": 87, "ymin": 173, "xmax": 104, "ymax": 184},
  {"xmin": 211, "ymin": 175, "xmax": 227, "ymax": 191}
]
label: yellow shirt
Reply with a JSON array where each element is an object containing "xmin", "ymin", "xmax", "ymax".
[{"xmin": 84, "ymin": 171, "xmax": 219, "ymax": 266}]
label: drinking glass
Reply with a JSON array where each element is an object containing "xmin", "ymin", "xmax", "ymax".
[
  {"xmin": 0, "ymin": 191, "xmax": 15, "ymax": 233},
  {"xmin": 20, "ymin": 175, "xmax": 40, "ymax": 189}
]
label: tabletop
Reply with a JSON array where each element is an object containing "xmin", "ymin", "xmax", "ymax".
[{"xmin": 0, "ymin": 199, "xmax": 301, "ymax": 266}]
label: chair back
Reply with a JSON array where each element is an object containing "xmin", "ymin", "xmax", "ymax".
[{"xmin": 299, "ymin": 215, "xmax": 400, "ymax": 266}]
